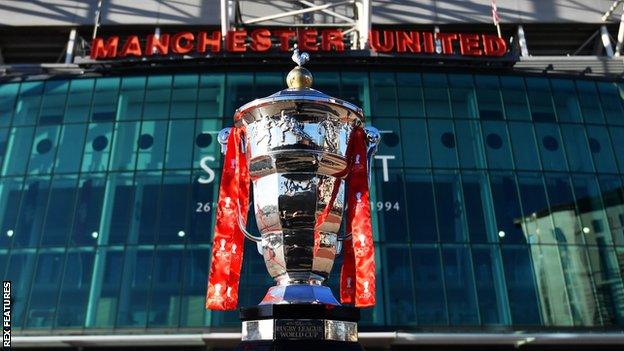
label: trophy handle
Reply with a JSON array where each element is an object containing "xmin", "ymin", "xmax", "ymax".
[
  {"xmin": 364, "ymin": 126, "xmax": 380, "ymax": 183},
  {"xmin": 236, "ymin": 199, "xmax": 263, "ymax": 243}
]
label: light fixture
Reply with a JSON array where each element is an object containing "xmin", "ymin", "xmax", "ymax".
[
  {"xmin": 178, "ymin": 230, "xmax": 186, "ymax": 238},
  {"xmin": 498, "ymin": 230, "xmax": 506, "ymax": 238},
  {"xmin": 6, "ymin": 229, "xmax": 13, "ymax": 237},
  {"xmin": 582, "ymin": 227, "xmax": 590, "ymax": 234},
  {"xmin": 91, "ymin": 231, "xmax": 99, "ymax": 239}
]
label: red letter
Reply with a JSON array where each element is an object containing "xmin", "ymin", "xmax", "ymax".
[
  {"xmin": 120, "ymin": 35, "xmax": 142, "ymax": 57},
  {"xmin": 321, "ymin": 29, "xmax": 344, "ymax": 51},
  {"xmin": 482, "ymin": 35, "xmax": 507, "ymax": 56},
  {"xmin": 171, "ymin": 32, "xmax": 194, "ymax": 54},
  {"xmin": 423, "ymin": 32, "xmax": 435, "ymax": 53},
  {"xmin": 369, "ymin": 30, "xmax": 394, "ymax": 52},
  {"xmin": 298, "ymin": 29, "xmax": 318, "ymax": 51},
  {"xmin": 274, "ymin": 30, "xmax": 296, "ymax": 52},
  {"xmin": 227, "ymin": 30, "xmax": 247, "ymax": 52},
  {"xmin": 91, "ymin": 36, "xmax": 119, "ymax": 59},
  {"xmin": 250, "ymin": 29, "xmax": 271, "ymax": 52},
  {"xmin": 198, "ymin": 31, "xmax": 221, "ymax": 53},
  {"xmin": 395, "ymin": 31, "xmax": 420, "ymax": 53},
  {"xmin": 146, "ymin": 34, "xmax": 170, "ymax": 56},
  {"xmin": 437, "ymin": 33, "xmax": 457, "ymax": 54},
  {"xmin": 459, "ymin": 34, "xmax": 482, "ymax": 56}
]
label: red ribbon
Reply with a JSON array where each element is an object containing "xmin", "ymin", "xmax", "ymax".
[
  {"xmin": 340, "ymin": 127, "xmax": 376, "ymax": 308},
  {"xmin": 206, "ymin": 127, "xmax": 249, "ymax": 310}
]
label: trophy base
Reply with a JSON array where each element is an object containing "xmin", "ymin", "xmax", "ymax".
[
  {"xmin": 235, "ymin": 304, "xmax": 364, "ymax": 351},
  {"xmin": 260, "ymin": 284, "xmax": 340, "ymax": 305}
]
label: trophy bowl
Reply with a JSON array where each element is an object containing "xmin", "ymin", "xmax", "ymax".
[{"xmin": 219, "ymin": 66, "xmax": 379, "ymax": 306}]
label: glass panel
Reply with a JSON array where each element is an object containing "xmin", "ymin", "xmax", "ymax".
[
  {"xmin": 133, "ymin": 172, "xmax": 162, "ymax": 244},
  {"xmin": 608, "ymin": 126, "xmax": 624, "ymax": 172},
  {"xmin": 84, "ymin": 248, "xmax": 124, "ymax": 328},
  {"xmin": 117, "ymin": 76, "xmax": 145, "ymax": 121},
  {"xmin": 13, "ymin": 82, "xmax": 44, "ymax": 126},
  {"xmin": 461, "ymin": 172, "xmax": 495, "ymax": 243},
  {"xmin": 530, "ymin": 244, "xmax": 573, "ymax": 325},
  {"xmin": 71, "ymin": 174, "xmax": 106, "ymax": 246},
  {"xmin": 0, "ymin": 83, "xmax": 19, "ymax": 127},
  {"xmin": 2, "ymin": 127, "xmax": 34, "ymax": 176},
  {"xmin": 55, "ymin": 250, "xmax": 95, "ymax": 327},
  {"xmin": 101, "ymin": 172, "xmax": 135, "ymax": 245},
  {"xmin": 65, "ymin": 79, "xmax": 94, "ymax": 123},
  {"xmin": 412, "ymin": 245, "xmax": 447, "ymax": 325},
  {"xmin": 576, "ymin": 80, "xmax": 605, "ymax": 124},
  {"xmin": 143, "ymin": 75, "xmax": 172, "ymax": 120},
  {"xmin": 194, "ymin": 119, "xmax": 222, "ymax": 169},
  {"xmin": 255, "ymin": 72, "xmax": 283, "ymax": 99},
  {"xmin": 572, "ymin": 175, "xmax": 613, "ymax": 246},
  {"xmin": 599, "ymin": 175, "xmax": 624, "ymax": 246},
  {"xmin": 481, "ymin": 121, "xmax": 513, "ymax": 170},
  {"xmin": 39, "ymin": 80, "xmax": 68, "ymax": 125},
  {"xmin": 189, "ymin": 170, "xmax": 217, "ymax": 243},
  {"xmin": 551, "ymin": 79, "xmax": 582, "ymax": 122},
  {"xmin": 312, "ymin": 71, "xmax": 340, "ymax": 99},
  {"xmin": 449, "ymin": 74, "xmax": 477, "ymax": 119},
  {"xmin": 81, "ymin": 123, "xmax": 113, "ymax": 172},
  {"xmin": 40, "ymin": 175, "xmax": 78, "ymax": 247},
  {"xmin": 137, "ymin": 120, "xmax": 167, "ymax": 170},
  {"xmin": 384, "ymin": 246, "xmax": 416, "ymax": 325},
  {"xmin": 341, "ymin": 72, "xmax": 370, "ymax": 115},
  {"xmin": 517, "ymin": 172, "xmax": 555, "ymax": 244},
  {"xmin": 370, "ymin": 72, "xmax": 397, "ymax": 117},
  {"xmin": 109, "ymin": 121, "xmax": 140, "ymax": 171},
  {"xmin": 180, "ymin": 248, "xmax": 209, "ymax": 327},
  {"xmin": 423, "ymin": 74, "xmax": 451, "ymax": 118},
  {"xmin": 115, "ymin": 248, "xmax": 153, "ymax": 328},
  {"xmin": 400, "ymin": 119, "xmax": 430, "ymax": 168},
  {"xmin": 559, "ymin": 245, "xmax": 601, "ymax": 326},
  {"xmin": 508, "ymin": 122, "xmax": 541, "ymax": 171},
  {"xmin": 428, "ymin": 119, "xmax": 458, "ymax": 168},
  {"xmin": 158, "ymin": 172, "xmax": 191, "ymax": 244},
  {"xmin": 54, "ymin": 124, "xmax": 87, "ymax": 174},
  {"xmin": 500, "ymin": 76, "xmax": 530, "ymax": 120},
  {"xmin": 165, "ymin": 120, "xmax": 194, "ymax": 169},
  {"xmin": 525, "ymin": 78, "xmax": 556, "ymax": 122},
  {"xmin": 501, "ymin": 246, "xmax": 541, "ymax": 324},
  {"xmin": 397, "ymin": 72, "xmax": 424, "ymax": 118},
  {"xmin": 197, "ymin": 73, "xmax": 225, "ymax": 118},
  {"xmin": 490, "ymin": 172, "xmax": 524, "ymax": 243},
  {"xmin": 598, "ymin": 82, "xmax": 624, "ymax": 125},
  {"xmin": 0, "ymin": 177, "xmax": 23, "ymax": 248},
  {"xmin": 560, "ymin": 124, "xmax": 594, "ymax": 173},
  {"xmin": 405, "ymin": 170, "xmax": 438, "ymax": 242},
  {"xmin": 543, "ymin": 174, "xmax": 583, "ymax": 245},
  {"xmin": 374, "ymin": 119, "xmax": 402, "ymax": 167},
  {"xmin": 373, "ymin": 169, "xmax": 408, "ymax": 243},
  {"xmin": 534, "ymin": 123, "xmax": 568, "ymax": 171},
  {"xmin": 28, "ymin": 125, "xmax": 61, "ymax": 174},
  {"xmin": 25, "ymin": 249, "xmax": 65, "ymax": 328},
  {"xmin": 442, "ymin": 245, "xmax": 479, "ymax": 324},
  {"xmin": 13, "ymin": 176, "xmax": 51, "ymax": 248},
  {"xmin": 472, "ymin": 246, "xmax": 509, "ymax": 325},
  {"xmin": 586, "ymin": 246, "xmax": 624, "ymax": 325},
  {"xmin": 170, "ymin": 74, "xmax": 198, "ymax": 119},
  {"xmin": 475, "ymin": 75, "xmax": 503, "ymax": 120},
  {"xmin": 148, "ymin": 249, "xmax": 183, "ymax": 327},
  {"xmin": 5, "ymin": 250, "xmax": 38, "ymax": 327},
  {"xmin": 224, "ymin": 73, "xmax": 254, "ymax": 117},
  {"xmin": 455, "ymin": 120, "xmax": 486, "ymax": 169},
  {"xmin": 586, "ymin": 125, "xmax": 618, "ymax": 173},
  {"xmin": 91, "ymin": 78, "xmax": 119, "ymax": 122},
  {"xmin": 434, "ymin": 171, "xmax": 467, "ymax": 243}
]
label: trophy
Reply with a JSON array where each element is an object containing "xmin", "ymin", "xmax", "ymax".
[{"xmin": 207, "ymin": 49, "xmax": 379, "ymax": 350}]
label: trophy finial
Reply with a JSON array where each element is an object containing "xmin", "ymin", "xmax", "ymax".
[{"xmin": 287, "ymin": 45, "xmax": 313, "ymax": 89}]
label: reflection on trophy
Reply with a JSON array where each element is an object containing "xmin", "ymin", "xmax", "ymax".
[{"xmin": 207, "ymin": 49, "xmax": 379, "ymax": 350}]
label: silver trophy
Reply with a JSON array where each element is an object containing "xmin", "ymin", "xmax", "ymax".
[{"xmin": 219, "ymin": 48, "xmax": 379, "ymax": 306}]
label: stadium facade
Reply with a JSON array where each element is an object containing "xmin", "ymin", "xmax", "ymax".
[{"xmin": 2, "ymin": 0, "xmax": 624, "ymax": 350}]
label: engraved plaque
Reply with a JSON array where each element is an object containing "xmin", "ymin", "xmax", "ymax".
[{"xmin": 274, "ymin": 319, "xmax": 325, "ymax": 340}]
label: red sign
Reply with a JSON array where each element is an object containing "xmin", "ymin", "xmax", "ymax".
[{"xmin": 90, "ymin": 28, "xmax": 507, "ymax": 60}]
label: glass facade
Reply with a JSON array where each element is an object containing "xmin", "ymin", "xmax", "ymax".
[{"xmin": 3, "ymin": 70, "xmax": 624, "ymax": 332}]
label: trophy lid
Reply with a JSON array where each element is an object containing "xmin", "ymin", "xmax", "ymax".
[{"xmin": 233, "ymin": 48, "xmax": 364, "ymax": 126}]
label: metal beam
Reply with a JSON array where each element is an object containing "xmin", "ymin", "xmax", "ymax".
[
  {"xmin": 601, "ymin": 25, "xmax": 615, "ymax": 57},
  {"xmin": 64, "ymin": 29, "xmax": 77, "ymax": 64},
  {"xmin": 602, "ymin": 0, "xmax": 623, "ymax": 21},
  {"xmin": 617, "ymin": 12, "xmax": 624, "ymax": 55},
  {"xmin": 517, "ymin": 25, "xmax": 529, "ymax": 57},
  {"xmin": 354, "ymin": 0, "xmax": 371, "ymax": 49},
  {"xmin": 242, "ymin": 1, "xmax": 353, "ymax": 25},
  {"xmin": 298, "ymin": 0, "xmax": 355, "ymax": 23}
]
